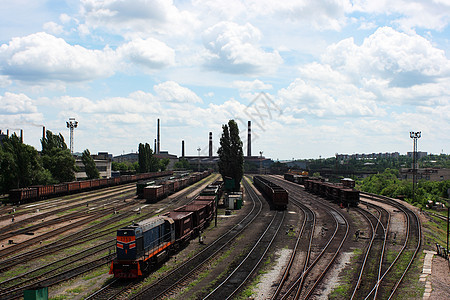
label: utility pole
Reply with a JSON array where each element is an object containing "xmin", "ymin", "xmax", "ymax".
[
  {"xmin": 410, "ymin": 131, "xmax": 421, "ymax": 204},
  {"xmin": 66, "ymin": 118, "xmax": 78, "ymax": 154}
]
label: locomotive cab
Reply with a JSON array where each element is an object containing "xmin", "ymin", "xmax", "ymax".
[{"xmin": 116, "ymin": 226, "xmax": 143, "ymax": 260}]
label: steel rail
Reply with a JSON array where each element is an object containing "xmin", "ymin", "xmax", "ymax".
[{"xmin": 129, "ymin": 177, "xmax": 263, "ymax": 300}]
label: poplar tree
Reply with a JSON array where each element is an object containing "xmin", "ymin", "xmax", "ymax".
[
  {"xmin": 82, "ymin": 149, "xmax": 100, "ymax": 179},
  {"xmin": 218, "ymin": 120, "xmax": 244, "ymax": 191}
]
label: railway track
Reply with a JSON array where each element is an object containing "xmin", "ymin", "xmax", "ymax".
[
  {"xmin": 359, "ymin": 193, "xmax": 421, "ymax": 299},
  {"xmin": 0, "ymin": 184, "xmax": 136, "ymax": 223},
  {"xmin": 203, "ymin": 184, "xmax": 285, "ymax": 299},
  {"xmin": 124, "ymin": 177, "xmax": 264, "ymax": 300},
  {"xmin": 270, "ymin": 175, "xmax": 350, "ymax": 299},
  {"xmin": 351, "ymin": 203, "xmax": 390, "ymax": 299},
  {"xmin": 0, "ymin": 174, "xmax": 218, "ymax": 299}
]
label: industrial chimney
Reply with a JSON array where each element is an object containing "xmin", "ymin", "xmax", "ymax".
[
  {"xmin": 247, "ymin": 121, "xmax": 251, "ymax": 157},
  {"xmin": 42, "ymin": 126, "xmax": 46, "ymax": 140},
  {"xmin": 20, "ymin": 129, "xmax": 23, "ymax": 143},
  {"xmin": 209, "ymin": 132, "xmax": 213, "ymax": 157},
  {"xmin": 182, "ymin": 140, "xmax": 185, "ymax": 158},
  {"xmin": 154, "ymin": 139, "xmax": 157, "ymax": 153},
  {"xmin": 157, "ymin": 119, "xmax": 160, "ymax": 154}
]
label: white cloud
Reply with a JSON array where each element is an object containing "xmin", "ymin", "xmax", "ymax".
[
  {"xmin": 202, "ymin": 21, "xmax": 283, "ymax": 74},
  {"xmin": 0, "ymin": 32, "xmax": 116, "ymax": 83},
  {"xmin": 80, "ymin": 0, "xmax": 198, "ymax": 37},
  {"xmin": 117, "ymin": 37, "xmax": 175, "ymax": 69},
  {"xmin": 233, "ymin": 79, "xmax": 273, "ymax": 91},
  {"xmin": 0, "ymin": 92, "xmax": 43, "ymax": 127},
  {"xmin": 324, "ymin": 27, "xmax": 450, "ymax": 78},
  {"xmin": 1, "ymin": 92, "xmax": 37, "ymax": 114},
  {"xmin": 43, "ymin": 21, "xmax": 64, "ymax": 35},
  {"xmin": 351, "ymin": 0, "xmax": 450, "ymax": 31},
  {"xmin": 279, "ymin": 78, "xmax": 384, "ymax": 118},
  {"xmin": 154, "ymin": 81, "xmax": 203, "ymax": 103}
]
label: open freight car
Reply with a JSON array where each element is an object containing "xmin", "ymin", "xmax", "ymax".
[{"xmin": 253, "ymin": 176, "xmax": 288, "ymax": 210}]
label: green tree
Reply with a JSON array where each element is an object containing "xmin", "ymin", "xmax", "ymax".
[
  {"xmin": 138, "ymin": 143, "xmax": 159, "ymax": 172},
  {"xmin": 218, "ymin": 120, "xmax": 244, "ymax": 191},
  {"xmin": 82, "ymin": 149, "xmax": 100, "ymax": 179},
  {"xmin": 41, "ymin": 130, "xmax": 76, "ymax": 183},
  {"xmin": 0, "ymin": 134, "xmax": 52, "ymax": 193},
  {"xmin": 174, "ymin": 158, "xmax": 190, "ymax": 169},
  {"xmin": 159, "ymin": 158, "xmax": 170, "ymax": 171}
]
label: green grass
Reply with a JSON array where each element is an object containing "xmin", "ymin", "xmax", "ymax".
[{"xmin": 328, "ymin": 248, "xmax": 362, "ymax": 300}]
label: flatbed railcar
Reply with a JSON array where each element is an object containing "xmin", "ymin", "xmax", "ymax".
[
  {"xmin": 8, "ymin": 170, "xmax": 174, "ymax": 204},
  {"xmin": 110, "ymin": 174, "xmax": 218, "ymax": 278},
  {"xmin": 253, "ymin": 176, "xmax": 288, "ymax": 210}
]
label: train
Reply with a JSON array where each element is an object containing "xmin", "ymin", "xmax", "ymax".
[
  {"xmin": 284, "ymin": 173, "xmax": 360, "ymax": 207},
  {"xmin": 110, "ymin": 179, "xmax": 223, "ymax": 278},
  {"xmin": 253, "ymin": 176, "xmax": 289, "ymax": 210},
  {"xmin": 8, "ymin": 171, "xmax": 174, "ymax": 204},
  {"xmin": 142, "ymin": 170, "xmax": 212, "ymax": 202}
]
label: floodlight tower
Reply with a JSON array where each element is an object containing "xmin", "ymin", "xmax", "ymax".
[
  {"xmin": 259, "ymin": 151, "xmax": 263, "ymax": 174},
  {"xmin": 410, "ymin": 131, "xmax": 421, "ymax": 203},
  {"xmin": 66, "ymin": 118, "xmax": 78, "ymax": 154},
  {"xmin": 197, "ymin": 147, "xmax": 201, "ymax": 171}
]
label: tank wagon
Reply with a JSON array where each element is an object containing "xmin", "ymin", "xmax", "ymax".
[
  {"xmin": 253, "ymin": 176, "xmax": 288, "ymax": 210},
  {"xmin": 110, "ymin": 178, "xmax": 223, "ymax": 278},
  {"xmin": 8, "ymin": 171, "xmax": 173, "ymax": 204}
]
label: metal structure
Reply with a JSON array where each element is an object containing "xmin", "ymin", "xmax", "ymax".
[
  {"xmin": 259, "ymin": 151, "xmax": 263, "ymax": 174},
  {"xmin": 247, "ymin": 121, "xmax": 251, "ymax": 157},
  {"xmin": 410, "ymin": 131, "xmax": 421, "ymax": 203},
  {"xmin": 66, "ymin": 118, "xmax": 78, "ymax": 154},
  {"xmin": 197, "ymin": 147, "xmax": 201, "ymax": 171}
]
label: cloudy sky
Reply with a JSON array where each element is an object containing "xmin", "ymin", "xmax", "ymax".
[{"xmin": 1, "ymin": 0, "xmax": 449, "ymax": 160}]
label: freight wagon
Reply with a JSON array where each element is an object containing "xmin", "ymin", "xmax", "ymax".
[
  {"xmin": 253, "ymin": 176, "xmax": 288, "ymax": 210},
  {"xmin": 110, "ymin": 175, "xmax": 219, "ymax": 278},
  {"xmin": 304, "ymin": 178, "xmax": 359, "ymax": 207},
  {"xmin": 142, "ymin": 170, "xmax": 213, "ymax": 203},
  {"xmin": 8, "ymin": 170, "xmax": 174, "ymax": 204}
]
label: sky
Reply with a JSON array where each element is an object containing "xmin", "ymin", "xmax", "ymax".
[{"xmin": 0, "ymin": 0, "xmax": 449, "ymax": 160}]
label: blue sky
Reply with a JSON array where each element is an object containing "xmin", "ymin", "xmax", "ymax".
[{"xmin": 1, "ymin": 0, "xmax": 449, "ymax": 160}]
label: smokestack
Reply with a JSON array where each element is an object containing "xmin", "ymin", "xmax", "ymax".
[
  {"xmin": 157, "ymin": 119, "xmax": 160, "ymax": 154},
  {"xmin": 42, "ymin": 126, "xmax": 46, "ymax": 141},
  {"xmin": 182, "ymin": 140, "xmax": 185, "ymax": 158},
  {"xmin": 247, "ymin": 121, "xmax": 251, "ymax": 157},
  {"xmin": 209, "ymin": 132, "xmax": 212, "ymax": 157},
  {"xmin": 20, "ymin": 129, "xmax": 23, "ymax": 143},
  {"xmin": 7, "ymin": 129, "xmax": 9, "ymax": 137},
  {"xmin": 154, "ymin": 139, "xmax": 157, "ymax": 153}
]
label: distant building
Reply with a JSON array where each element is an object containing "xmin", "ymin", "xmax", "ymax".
[
  {"xmin": 400, "ymin": 168, "xmax": 450, "ymax": 181},
  {"xmin": 336, "ymin": 152, "xmax": 400, "ymax": 160},
  {"xmin": 113, "ymin": 153, "xmax": 139, "ymax": 164},
  {"xmin": 75, "ymin": 152, "xmax": 112, "ymax": 179},
  {"xmin": 407, "ymin": 151, "xmax": 428, "ymax": 159}
]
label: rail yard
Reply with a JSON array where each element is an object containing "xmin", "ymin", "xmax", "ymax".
[{"xmin": 0, "ymin": 171, "xmax": 446, "ymax": 300}]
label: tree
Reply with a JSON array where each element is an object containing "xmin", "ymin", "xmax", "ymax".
[
  {"xmin": 82, "ymin": 149, "xmax": 100, "ymax": 179},
  {"xmin": 159, "ymin": 158, "xmax": 170, "ymax": 171},
  {"xmin": 41, "ymin": 130, "xmax": 76, "ymax": 183},
  {"xmin": 174, "ymin": 158, "xmax": 190, "ymax": 169},
  {"xmin": 218, "ymin": 120, "xmax": 244, "ymax": 191},
  {"xmin": 138, "ymin": 143, "xmax": 159, "ymax": 173},
  {"xmin": 0, "ymin": 134, "xmax": 52, "ymax": 193}
]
